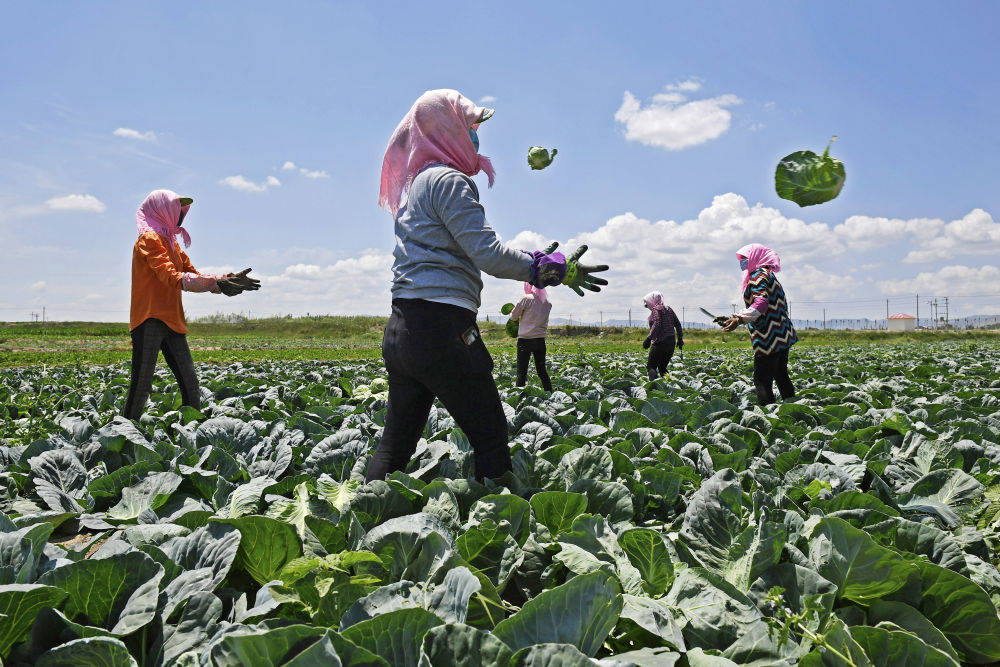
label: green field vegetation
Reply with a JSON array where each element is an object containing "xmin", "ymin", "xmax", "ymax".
[
  {"xmin": 1, "ymin": 316, "xmax": 997, "ymax": 367},
  {"xmin": 1, "ymin": 345, "xmax": 999, "ymax": 664}
]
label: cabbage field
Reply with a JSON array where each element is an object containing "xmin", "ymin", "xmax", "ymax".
[{"xmin": 1, "ymin": 344, "xmax": 1000, "ymax": 666}]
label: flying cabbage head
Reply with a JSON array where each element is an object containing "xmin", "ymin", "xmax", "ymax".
[
  {"xmin": 774, "ymin": 136, "xmax": 846, "ymax": 207},
  {"xmin": 527, "ymin": 146, "xmax": 558, "ymax": 170}
]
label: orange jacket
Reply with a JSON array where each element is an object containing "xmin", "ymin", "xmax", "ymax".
[{"xmin": 130, "ymin": 231, "xmax": 214, "ymax": 334}]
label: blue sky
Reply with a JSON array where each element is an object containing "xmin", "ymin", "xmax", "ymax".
[{"xmin": 2, "ymin": 1, "xmax": 999, "ymax": 324}]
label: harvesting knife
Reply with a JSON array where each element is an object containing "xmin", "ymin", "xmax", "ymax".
[{"xmin": 700, "ymin": 307, "xmax": 730, "ymax": 327}]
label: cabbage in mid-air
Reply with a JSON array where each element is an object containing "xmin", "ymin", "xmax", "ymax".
[
  {"xmin": 774, "ymin": 136, "xmax": 846, "ymax": 207},
  {"xmin": 527, "ymin": 146, "xmax": 558, "ymax": 170}
]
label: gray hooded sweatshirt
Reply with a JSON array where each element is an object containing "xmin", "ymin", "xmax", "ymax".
[{"xmin": 391, "ymin": 164, "xmax": 533, "ymax": 312}]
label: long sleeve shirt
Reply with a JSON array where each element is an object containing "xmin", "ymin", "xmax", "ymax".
[
  {"xmin": 130, "ymin": 231, "xmax": 219, "ymax": 334},
  {"xmin": 391, "ymin": 165, "xmax": 533, "ymax": 312},
  {"xmin": 741, "ymin": 267, "xmax": 797, "ymax": 355},
  {"xmin": 647, "ymin": 305, "xmax": 683, "ymax": 344},
  {"xmin": 510, "ymin": 295, "xmax": 552, "ymax": 339}
]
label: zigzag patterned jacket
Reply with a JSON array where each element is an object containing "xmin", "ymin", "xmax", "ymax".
[{"xmin": 744, "ymin": 267, "xmax": 798, "ymax": 355}]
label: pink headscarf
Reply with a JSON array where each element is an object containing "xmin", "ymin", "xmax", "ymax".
[
  {"xmin": 524, "ymin": 282, "xmax": 548, "ymax": 303},
  {"xmin": 643, "ymin": 291, "xmax": 663, "ymax": 309},
  {"xmin": 737, "ymin": 243, "xmax": 781, "ymax": 292},
  {"xmin": 136, "ymin": 189, "xmax": 191, "ymax": 248},
  {"xmin": 379, "ymin": 89, "xmax": 496, "ymax": 217}
]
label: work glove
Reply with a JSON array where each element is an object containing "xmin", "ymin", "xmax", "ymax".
[
  {"xmin": 217, "ymin": 268, "xmax": 261, "ymax": 297},
  {"xmin": 526, "ymin": 243, "xmax": 609, "ymax": 296},
  {"xmin": 643, "ymin": 337, "xmax": 651, "ymax": 350},
  {"xmin": 722, "ymin": 316, "xmax": 742, "ymax": 332},
  {"xmin": 525, "ymin": 241, "xmax": 565, "ymax": 287},
  {"xmin": 678, "ymin": 339, "xmax": 684, "ymax": 350},
  {"xmin": 561, "ymin": 245, "xmax": 609, "ymax": 297}
]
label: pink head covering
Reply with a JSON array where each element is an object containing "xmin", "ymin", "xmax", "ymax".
[
  {"xmin": 524, "ymin": 282, "xmax": 548, "ymax": 302},
  {"xmin": 736, "ymin": 243, "xmax": 781, "ymax": 292},
  {"xmin": 136, "ymin": 189, "xmax": 191, "ymax": 248},
  {"xmin": 379, "ymin": 89, "xmax": 496, "ymax": 217},
  {"xmin": 643, "ymin": 291, "xmax": 663, "ymax": 309}
]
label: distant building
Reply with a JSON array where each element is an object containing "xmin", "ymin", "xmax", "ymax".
[{"xmin": 888, "ymin": 313, "xmax": 916, "ymax": 332}]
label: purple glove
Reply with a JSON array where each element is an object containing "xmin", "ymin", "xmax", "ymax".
[{"xmin": 527, "ymin": 251, "xmax": 566, "ymax": 287}]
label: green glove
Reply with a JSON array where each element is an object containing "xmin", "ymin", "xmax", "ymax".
[
  {"xmin": 561, "ymin": 245, "xmax": 609, "ymax": 297},
  {"xmin": 506, "ymin": 319, "xmax": 519, "ymax": 338}
]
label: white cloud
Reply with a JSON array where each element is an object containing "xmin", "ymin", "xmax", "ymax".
[
  {"xmin": 113, "ymin": 127, "xmax": 156, "ymax": 141},
  {"xmin": 666, "ymin": 79, "xmax": 702, "ymax": 92},
  {"xmin": 834, "ymin": 208, "xmax": 1000, "ymax": 262},
  {"xmin": 45, "ymin": 194, "xmax": 107, "ymax": 213},
  {"xmin": 31, "ymin": 281, "xmax": 46, "ymax": 290},
  {"xmin": 903, "ymin": 209, "xmax": 1000, "ymax": 263},
  {"xmin": 835, "ymin": 214, "xmax": 943, "ymax": 250},
  {"xmin": 479, "ymin": 95, "xmax": 497, "ymax": 104},
  {"xmin": 219, "ymin": 174, "xmax": 281, "ymax": 192},
  {"xmin": 277, "ymin": 162, "xmax": 330, "ymax": 180},
  {"xmin": 614, "ymin": 81, "xmax": 742, "ymax": 150},
  {"xmin": 248, "ymin": 250, "xmax": 395, "ymax": 315},
  {"xmin": 879, "ymin": 264, "xmax": 1000, "ymax": 296},
  {"xmin": 763, "ymin": 101, "xmax": 777, "ymax": 112}
]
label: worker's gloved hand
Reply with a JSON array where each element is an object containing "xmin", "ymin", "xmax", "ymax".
[
  {"xmin": 527, "ymin": 250, "xmax": 567, "ymax": 287},
  {"xmin": 216, "ymin": 278, "xmax": 243, "ymax": 297},
  {"xmin": 227, "ymin": 268, "xmax": 261, "ymax": 291},
  {"xmin": 643, "ymin": 337, "xmax": 651, "ymax": 350},
  {"xmin": 722, "ymin": 316, "xmax": 742, "ymax": 332},
  {"xmin": 678, "ymin": 339, "xmax": 684, "ymax": 349},
  {"xmin": 217, "ymin": 268, "xmax": 260, "ymax": 297},
  {"xmin": 562, "ymin": 245, "xmax": 609, "ymax": 297}
]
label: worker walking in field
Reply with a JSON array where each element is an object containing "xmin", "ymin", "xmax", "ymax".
[
  {"xmin": 642, "ymin": 291, "xmax": 683, "ymax": 380},
  {"xmin": 367, "ymin": 89, "xmax": 608, "ymax": 483},
  {"xmin": 123, "ymin": 190, "xmax": 259, "ymax": 420},
  {"xmin": 511, "ymin": 282, "xmax": 554, "ymax": 392},
  {"xmin": 722, "ymin": 243, "xmax": 797, "ymax": 406}
]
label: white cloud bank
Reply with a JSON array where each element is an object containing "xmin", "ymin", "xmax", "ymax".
[
  {"xmin": 237, "ymin": 195, "xmax": 999, "ymax": 323},
  {"xmin": 113, "ymin": 127, "xmax": 156, "ymax": 141},
  {"xmin": 615, "ymin": 79, "xmax": 742, "ymax": 150},
  {"xmin": 45, "ymin": 194, "xmax": 107, "ymax": 213},
  {"xmin": 835, "ymin": 208, "xmax": 1000, "ymax": 263},
  {"xmin": 219, "ymin": 175, "xmax": 281, "ymax": 192}
]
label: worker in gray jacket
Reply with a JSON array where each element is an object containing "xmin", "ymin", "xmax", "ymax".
[{"xmin": 366, "ymin": 89, "xmax": 609, "ymax": 482}]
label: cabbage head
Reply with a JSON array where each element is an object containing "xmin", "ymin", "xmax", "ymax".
[
  {"xmin": 527, "ymin": 146, "xmax": 557, "ymax": 170},
  {"xmin": 775, "ymin": 136, "xmax": 845, "ymax": 207}
]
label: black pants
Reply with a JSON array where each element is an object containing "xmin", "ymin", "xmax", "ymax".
[
  {"xmin": 366, "ymin": 299, "xmax": 512, "ymax": 483},
  {"xmin": 123, "ymin": 318, "xmax": 200, "ymax": 419},
  {"xmin": 646, "ymin": 338, "xmax": 676, "ymax": 380},
  {"xmin": 753, "ymin": 349, "xmax": 795, "ymax": 406},
  {"xmin": 516, "ymin": 337, "xmax": 552, "ymax": 392}
]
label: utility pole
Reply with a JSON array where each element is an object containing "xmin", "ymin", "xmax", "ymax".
[
  {"xmin": 943, "ymin": 297, "xmax": 949, "ymax": 327},
  {"xmin": 628, "ymin": 308, "xmax": 631, "ymax": 328},
  {"xmin": 600, "ymin": 311, "xmax": 603, "ymax": 327},
  {"xmin": 42, "ymin": 306, "xmax": 46, "ymax": 323},
  {"xmin": 886, "ymin": 299, "xmax": 889, "ymax": 322},
  {"xmin": 682, "ymin": 306, "xmax": 686, "ymax": 326},
  {"xmin": 916, "ymin": 295, "xmax": 919, "ymax": 327},
  {"xmin": 823, "ymin": 308, "xmax": 826, "ymax": 330},
  {"xmin": 731, "ymin": 303, "xmax": 737, "ymax": 314}
]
